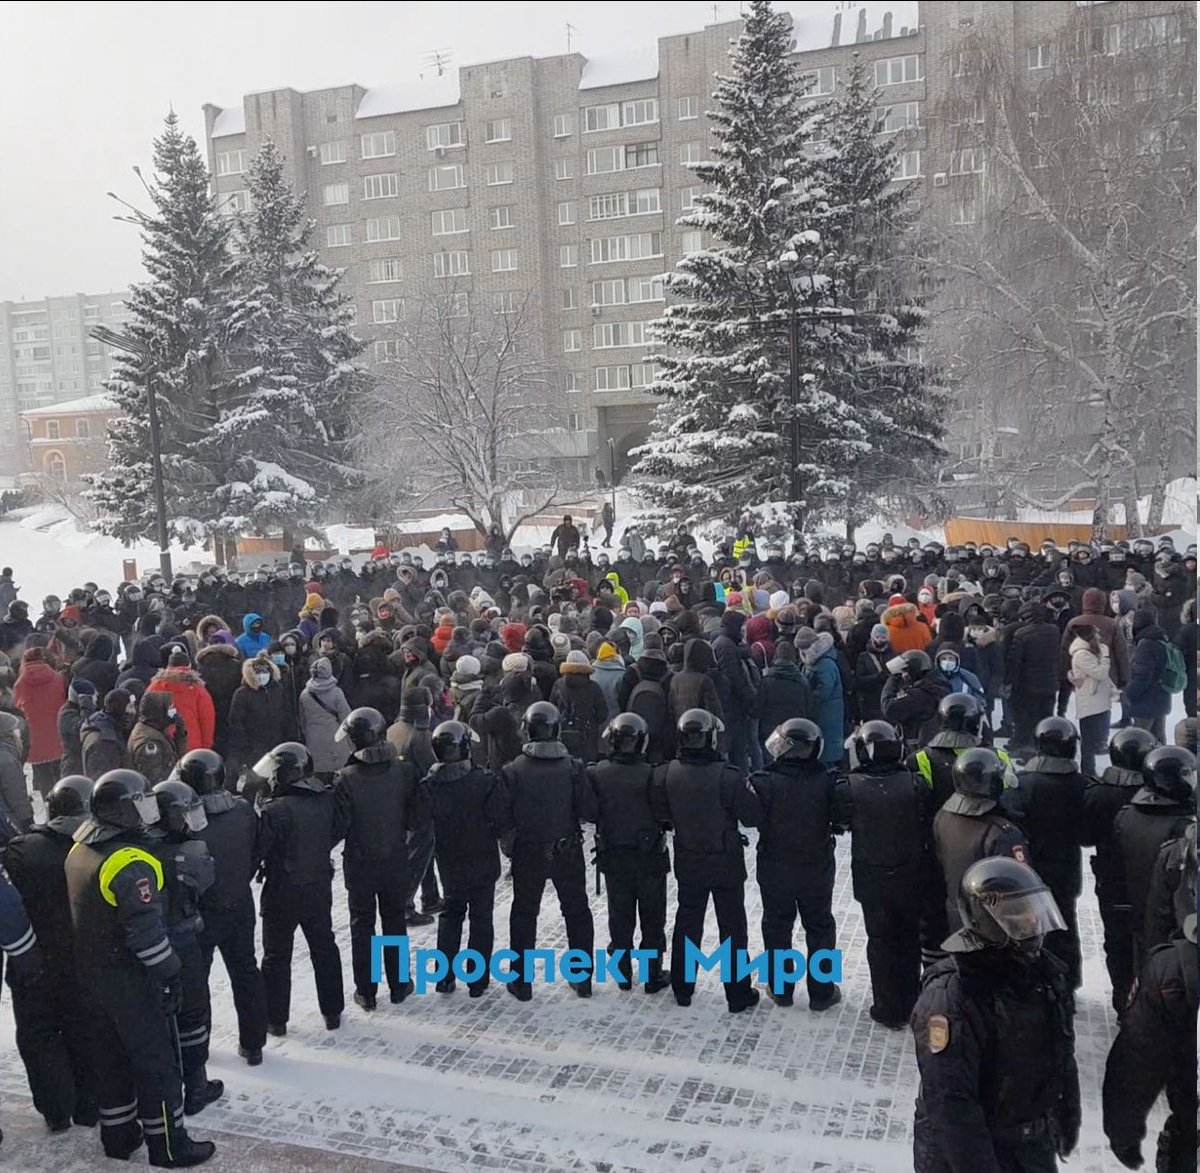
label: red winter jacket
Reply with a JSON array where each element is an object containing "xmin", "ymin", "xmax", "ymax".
[
  {"xmin": 146, "ymin": 667, "xmax": 217, "ymax": 751},
  {"xmin": 13, "ymin": 658, "xmax": 67, "ymax": 764}
]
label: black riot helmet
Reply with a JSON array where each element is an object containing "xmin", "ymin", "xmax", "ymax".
[
  {"xmin": 431, "ymin": 720, "xmax": 477, "ymax": 764},
  {"xmin": 944, "ymin": 857, "xmax": 1066, "ymax": 954},
  {"xmin": 252, "ymin": 742, "xmax": 315, "ymax": 793},
  {"xmin": 899, "ymin": 649, "xmax": 933, "ymax": 680},
  {"xmin": 91, "ymin": 769, "xmax": 160, "ymax": 830},
  {"xmin": 48, "ymin": 775, "xmax": 94, "ymax": 820},
  {"xmin": 1108, "ymin": 726, "xmax": 1159, "ymax": 771},
  {"xmin": 176, "ymin": 748, "xmax": 225, "ymax": 796},
  {"xmin": 1142, "ymin": 746, "xmax": 1197, "ymax": 803},
  {"xmin": 521, "ymin": 701, "xmax": 561, "ymax": 743},
  {"xmin": 766, "ymin": 718, "xmax": 824, "ymax": 763},
  {"xmin": 605, "ymin": 712, "xmax": 649, "ymax": 759},
  {"xmin": 152, "ymin": 779, "xmax": 208, "ymax": 837},
  {"xmin": 1175, "ymin": 717, "xmax": 1198, "ymax": 754},
  {"xmin": 335, "ymin": 707, "xmax": 388, "ymax": 751},
  {"xmin": 938, "ymin": 693, "xmax": 984, "ymax": 736},
  {"xmin": 947, "ymin": 748, "xmax": 1006, "ymax": 815},
  {"xmin": 676, "ymin": 708, "xmax": 724, "ymax": 754},
  {"xmin": 1033, "ymin": 716, "xmax": 1079, "ymax": 760},
  {"xmin": 854, "ymin": 720, "xmax": 903, "ymax": 766}
]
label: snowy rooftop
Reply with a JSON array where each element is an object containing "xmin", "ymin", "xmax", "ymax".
[
  {"xmin": 356, "ymin": 73, "xmax": 462, "ymax": 119},
  {"xmin": 20, "ymin": 393, "xmax": 114, "ymax": 417},
  {"xmin": 579, "ymin": 47, "xmax": 660, "ymax": 91},
  {"xmin": 792, "ymin": 1, "xmax": 920, "ymax": 50},
  {"xmin": 210, "ymin": 106, "xmax": 246, "ymax": 138}
]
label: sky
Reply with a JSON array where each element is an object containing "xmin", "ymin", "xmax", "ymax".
[{"xmin": 0, "ymin": 1, "xmax": 914, "ymax": 301}]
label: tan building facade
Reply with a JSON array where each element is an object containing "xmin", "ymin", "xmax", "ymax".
[{"xmin": 20, "ymin": 393, "xmax": 118, "ymax": 488}]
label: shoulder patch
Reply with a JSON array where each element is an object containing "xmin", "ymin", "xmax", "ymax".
[
  {"xmin": 143, "ymin": 742, "xmax": 159, "ymax": 755},
  {"xmin": 1010, "ymin": 843, "xmax": 1027, "ymax": 864},
  {"xmin": 135, "ymin": 877, "xmax": 153, "ymax": 904},
  {"xmin": 927, "ymin": 1014, "xmax": 950, "ymax": 1053}
]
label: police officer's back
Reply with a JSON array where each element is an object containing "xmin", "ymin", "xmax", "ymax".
[
  {"xmin": 586, "ymin": 712, "xmax": 670, "ymax": 993},
  {"xmin": 1006, "ymin": 718, "xmax": 1089, "ymax": 989},
  {"xmin": 912, "ymin": 858, "xmax": 1079, "ymax": 1172},
  {"xmin": 744, "ymin": 718, "xmax": 839, "ymax": 1010},
  {"xmin": 650, "ymin": 708, "xmax": 758, "ymax": 1013},
  {"xmin": 910, "ymin": 693, "xmax": 994, "ymax": 809}
]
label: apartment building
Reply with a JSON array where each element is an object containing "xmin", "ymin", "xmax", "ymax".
[
  {"xmin": 0, "ymin": 293, "xmax": 129, "ymax": 476},
  {"xmin": 202, "ymin": 0, "xmax": 1192, "ymax": 489}
]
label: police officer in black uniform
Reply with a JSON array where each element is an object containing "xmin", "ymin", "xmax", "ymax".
[
  {"xmin": 834, "ymin": 720, "xmax": 929, "ymax": 1028},
  {"xmin": 743, "ymin": 718, "xmax": 840, "ymax": 1011},
  {"xmin": 1102, "ymin": 889, "xmax": 1198, "ymax": 1171},
  {"xmin": 933, "ymin": 748, "xmax": 1030, "ymax": 936},
  {"xmin": 1082, "ymin": 727, "xmax": 1159, "ymax": 1010},
  {"xmin": 149, "ymin": 780, "xmax": 223, "ymax": 1117},
  {"xmin": 255, "ymin": 742, "xmax": 344, "ymax": 1034},
  {"xmin": 1113, "ymin": 745, "xmax": 1196, "ymax": 978},
  {"xmin": 64, "ymin": 768, "xmax": 215, "ymax": 1166},
  {"xmin": 651, "ymin": 708, "xmax": 758, "ymax": 1013},
  {"xmin": 332, "ymin": 707, "xmax": 427, "ymax": 1012},
  {"xmin": 2, "ymin": 775, "xmax": 101, "ymax": 1131},
  {"xmin": 503, "ymin": 701, "xmax": 596, "ymax": 1002},
  {"xmin": 424, "ymin": 720, "xmax": 511, "ymax": 996},
  {"xmin": 1144, "ymin": 821, "xmax": 1195, "ymax": 955},
  {"xmin": 912, "ymin": 857, "xmax": 1079, "ymax": 1172},
  {"xmin": 1007, "ymin": 717, "xmax": 1089, "ymax": 989},
  {"xmin": 180, "ymin": 749, "xmax": 268, "ymax": 1067},
  {"xmin": 587, "ymin": 712, "xmax": 671, "ymax": 994}
]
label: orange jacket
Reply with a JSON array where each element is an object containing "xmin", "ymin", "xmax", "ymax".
[
  {"xmin": 146, "ymin": 667, "xmax": 216, "ymax": 751},
  {"xmin": 882, "ymin": 602, "xmax": 932, "ymax": 653}
]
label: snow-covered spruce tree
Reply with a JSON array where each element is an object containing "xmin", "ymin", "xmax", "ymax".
[
  {"xmin": 85, "ymin": 113, "xmax": 240, "ymax": 545},
  {"xmin": 213, "ymin": 140, "xmax": 368, "ymax": 542},
  {"xmin": 810, "ymin": 55, "xmax": 946, "ymax": 537},
  {"xmin": 630, "ymin": 0, "xmax": 859, "ymax": 535}
]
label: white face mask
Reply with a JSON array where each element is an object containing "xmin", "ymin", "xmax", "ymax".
[
  {"xmin": 938, "ymin": 658, "xmax": 958, "ymax": 675},
  {"xmin": 255, "ymin": 673, "xmax": 271, "ymax": 687}
]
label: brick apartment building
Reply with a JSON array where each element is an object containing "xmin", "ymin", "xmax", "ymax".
[{"xmin": 20, "ymin": 393, "xmax": 118, "ymax": 489}]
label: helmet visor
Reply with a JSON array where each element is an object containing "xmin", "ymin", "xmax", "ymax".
[
  {"xmin": 252, "ymin": 751, "xmax": 277, "ymax": 777},
  {"xmin": 134, "ymin": 793, "xmax": 161, "ymax": 825},
  {"xmin": 184, "ymin": 806, "xmax": 208, "ymax": 833},
  {"xmin": 980, "ymin": 886, "xmax": 1065, "ymax": 942},
  {"xmin": 765, "ymin": 728, "xmax": 796, "ymax": 762}
]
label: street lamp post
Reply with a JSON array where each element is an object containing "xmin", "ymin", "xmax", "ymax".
[
  {"xmin": 606, "ymin": 436, "xmax": 617, "ymax": 522},
  {"xmin": 90, "ymin": 326, "xmax": 173, "ymax": 580}
]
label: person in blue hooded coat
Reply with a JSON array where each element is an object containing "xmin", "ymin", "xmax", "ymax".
[
  {"xmin": 796, "ymin": 630, "xmax": 844, "ymax": 766},
  {"xmin": 235, "ymin": 613, "xmax": 272, "ymax": 659}
]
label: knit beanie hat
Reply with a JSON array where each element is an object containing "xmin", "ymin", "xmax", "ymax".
[
  {"xmin": 855, "ymin": 598, "xmax": 876, "ymax": 619},
  {"xmin": 595, "ymin": 641, "xmax": 620, "ymax": 662},
  {"xmin": 168, "ymin": 648, "xmax": 190, "ymax": 668},
  {"xmin": 304, "ymin": 592, "xmax": 324, "ymax": 613},
  {"xmin": 309, "ymin": 656, "xmax": 333, "ymax": 681},
  {"xmin": 452, "ymin": 654, "xmax": 482, "ymax": 683},
  {"xmin": 888, "ymin": 594, "xmax": 908, "ymax": 607},
  {"xmin": 550, "ymin": 631, "xmax": 571, "ymax": 658},
  {"xmin": 649, "ymin": 600, "xmax": 669, "ymax": 617},
  {"xmin": 794, "ymin": 627, "xmax": 819, "ymax": 652},
  {"xmin": 769, "ymin": 590, "xmax": 790, "ymax": 613},
  {"xmin": 871, "ymin": 623, "xmax": 890, "ymax": 641},
  {"xmin": 502, "ymin": 652, "xmax": 531, "ymax": 673},
  {"xmin": 564, "ymin": 650, "xmax": 592, "ymax": 671},
  {"xmin": 68, "ymin": 678, "xmax": 98, "ymax": 706}
]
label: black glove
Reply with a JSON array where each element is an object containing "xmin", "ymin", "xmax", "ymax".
[
  {"xmin": 5, "ymin": 943, "xmax": 44, "ymax": 988},
  {"xmin": 161, "ymin": 976, "xmax": 183, "ymax": 1018},
  {"xmin": 1054, "ymin": 1114, "xmax": 1080, "ymax": 1159},
  {"xmin": 1110, "ymin": 1141, "xmax": 1143, "ymax": 1170}
]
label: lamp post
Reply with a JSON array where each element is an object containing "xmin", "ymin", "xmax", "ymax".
[
  {"xmin": 90, "ymin": 326, "xmax": 173, "ymax": 580},
  {"xmin": 606, "ymin": 435, "xmax": 618, "ymax": 518}
]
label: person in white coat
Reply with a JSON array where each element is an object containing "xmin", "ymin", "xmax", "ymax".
[
  {"xmin": 299, "ymin": 657, "xmax": 352, "ymax": 781},
  {"xmin": 1067, "ymin": 624, "xmax": 1113, "ymax": 776}
]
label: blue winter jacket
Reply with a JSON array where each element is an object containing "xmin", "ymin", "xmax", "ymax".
[
  {"xmin": 802, "ymin": 634, "xmax": 844, "ymax": 765},
  {"xmin": 235, "ymin": 613, "xmax": 272, "ymax": 659},
  {"xmin": 1125, "ymin": 624, "xmax": 1172, "ymax": 719}
]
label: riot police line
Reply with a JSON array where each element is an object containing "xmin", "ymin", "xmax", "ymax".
[{"xmin": 0, "ymin": 694, "xmax": 1193, "ymax": 1171}]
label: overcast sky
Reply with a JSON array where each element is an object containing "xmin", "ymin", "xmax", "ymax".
[{"xmin": 0, "ymin": 1, "xmax": 892, "ymax": 300}]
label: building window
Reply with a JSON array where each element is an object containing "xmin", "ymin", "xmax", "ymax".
[
  {"xmin": 554, "ymin": 158, "xmax": 574, "ymax": 181},
  {"xmin": 553, "ymin": 113, "xmax": 575, "ymax": 137},
  {"xmin": 363, "ymin": 173, "xmax": 399, "ymax": 200},
  {"xmin": 44, "ymin": 450, "xmax": 66, "ymax": 482},
  {"xmin": 216, "ymin": 149, "xmax": 247, "ymax": 176},
  {"xmin": 681, "ymin": 186, "xmax": 701, "ymax": 211},
  {"xmin": 625, "ymin": 142, "xmax": 659, "ymax": 169},
  {"xmin": 492, "ymin": 291, "xmax": 519, "ymax": 314},
  {"xmin": 584, "ymin": 99, "xmax": 658, "ymax": 131},
  {"xmin": 594, "ymin": 321, "xmax": 648, "ymax": 349},
  {"xmin": 892, "ymin": 150, "xmax": 921, "ymax": 180},
  {"xmin": 428, "ymin": 164, "xmax": 466, "ymax": 191},
  {"xmin": 368, "ymin": 258, "xmax": 403, "ymax": 283},
  {"xmin": 432, "ymin": 208, "xmax": 468, "ymax": 235},
  {"xmin": 489, "ymin": 205, "xmax": 514, "ymax": 230},
  {"xmin": 875, "ymin": 55, "xmax": 923, "ymax": 87},
  {"xmin": 217, "ymin": 189, "xmax": 250, "ymax": 216},
  {"xmin": 433, "ymin": 251, "xmax": 471, "ymax": 278},
  {"xmin": 679, "ymin": 141, "xmax": 702, "ymax": 166},
  {"xmin": 678, "ymin": 96, "xmax": 699, "ymax": 120},
  {"xmin": 594, "ymin": 362, "xmax": 656, "ymax": 390},
  {"xmin": 1027, "ymin": 43, "xmax": 1050, "ymax": 70},
  {"xmin": 485, "ymin": 162, "xmax": 515, "ymax": 185},
  {"xmin": 562, "ymin": 287, "xmax": 578, "ymax": 310},
  {"xmin": 426, "ymin": 122, "xmax": 465, "ymax": 151},
  {"xmin": 680, "ymin": 230, "xmax": 702, "ymax": 253},
  {"xmin": 491, "ymin": 248, "xmax": 518, "ymax": 272},
  {"xmin": 372, "ymin": 299, "xmax": 403, "ymax": 323},
  {"xmin": 584, "ymin": 103, "xmax": 620, "ymax": 133},
  {"xmin": 563, "ymin": 329, "xmax": 582, "ymax": 352},
  {"xmin": 560, "ymin": 244, "xmax": 578, "ymax": 268},
  {"xmin": 565, "ymin": 411, "xmax": 583, "ymax": 432},
  {"xmin": 374, "ymin": 339, "xmax": 403, "ymax": 363},
  {"xmin": 948, "ymin": 148, "xmax": 984, "ymax": 175},
  {"xmin": 589, "ymin": 232, "xmax": 663, "ymax": 264},
  {"xmin": 46, "ymin": 420, "xmax": 60, "ymax": 439},
  {"xmin": 877, "ymin": 102, "xmax": 920, "ymax": 132},
  {"xmin": 365, "ymin": 216, "xmax": 402, "ymax": 241},
  {"xmin": 322, "ymin": 182, "xmax": 349, "ymax": 206},
  {"xmin": 953, "ymin": 192, "xmax": 979, "ymax": 225},
  {"xmin": 320, "ymin": 141, "xmax": 346, "ymax": 165},
  {"xmin": 801, "ymin": 67, "xmax": 836, "ymax": 97},
  {"xmin": 485, "ymin": 118, "xmax": 513, "ymax": 143},
  {"xmin": 622, "ymin": 98, "xmax": 658, "ymax": 126},
  {"xmin": 326, "ymin": 223, "xmax": 353, "ymax": 247},
  {"xmin": 627, "ymin": 275, "xmax": 664, "ymax": 303},
  {"xmin": 588, "ymin": 188, "xmax": 660, "ymax": 220},
  {"xmin": 558, "ymin": 201, "xmax": 576, "ymax": 225},
  {"xmin": 361, "ymin": 131, "xmax": 396, "ymax": 159}
]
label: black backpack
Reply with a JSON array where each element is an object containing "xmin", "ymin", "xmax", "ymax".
[
  {"xmin": 559, "ymin": 700, "xmax": 588, "ymax": 758},
  {"xmin": 627, "ymin": 677, "xmax": 669, "ymax": 763}
]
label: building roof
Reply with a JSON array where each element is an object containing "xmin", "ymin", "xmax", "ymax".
[
  {"xmin": 794, "ymin": 1, "xmax": 920, "ymax": 50},
  {"xmin": 579, "ymin": 47, "xmax": 660, "ymax": 91},
  {"xmin": 21, "ymin": 394, "xmax": 115, "ymax": 418},
  {"xmin": 356, "ymin": 74, "xmax": 462, "ymax": 119},
  {"xmin": 211, "ymin": 107, "xmax": 247, "ymax": 137}
]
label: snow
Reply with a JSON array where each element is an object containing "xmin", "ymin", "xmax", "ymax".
[
  {"xmin": 210, "ymin": 106, "xmax": 246, "ymax": 138},
  {"xmin": 19, "ymin": 393, "xmax": 114, "ymax": 417},
  {"xmin": 1006, "ymin": 477, "xmax": 1196, "ymax": 529},
  {"xmin": 791, "ymin": 1, "xmax": 921, "ymax": 51},
  {"xmin": 356, "ymin": 75, "xmax": 461, "ymax": 119},
  {"xmin": 579, "ymin": 47, "xmax": 660, "ymax": 90}
]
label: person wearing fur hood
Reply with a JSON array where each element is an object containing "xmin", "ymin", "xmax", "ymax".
[
  {"xmin": 795, "ymin": 628, "xmax": 844, "ymax": 766},
  {"xmin": 146, "ymin": 646, "xmax": 216, "ymax": 750},
  {"xmin": 227, "ymin": 654, "xmax": 297, "ymax": 791},
  {"xmin": 882, "ymin": 594, "xmax": 932, "ymax": 653}
]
